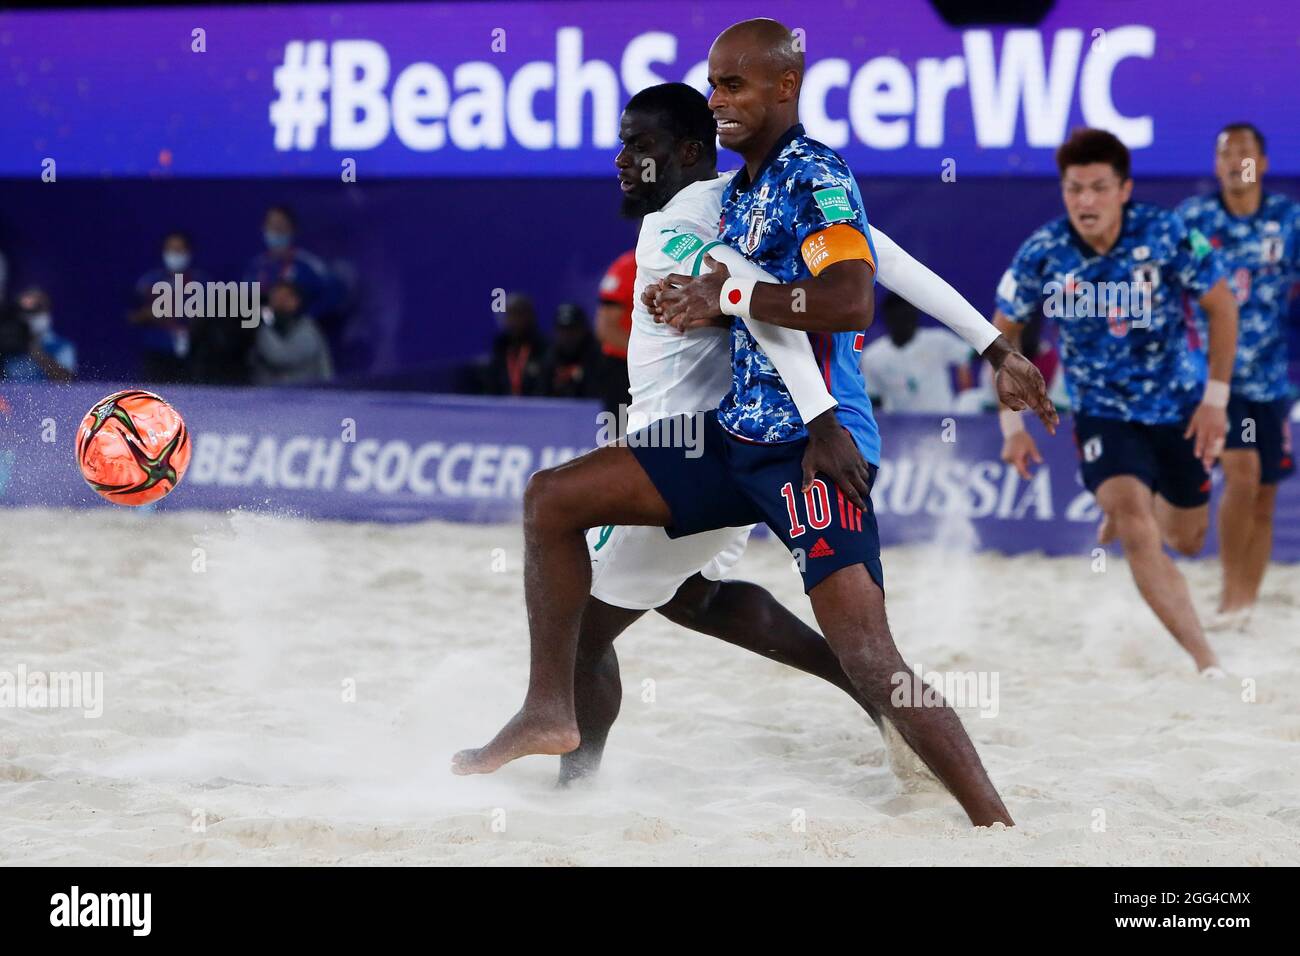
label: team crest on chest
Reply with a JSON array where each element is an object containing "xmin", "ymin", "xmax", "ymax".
[
  {"xmin": 744, "ymin": 184, "xmax": 771, "ymax": 254},
  {"xmin": 745, "ymin": 204, "xmax": 766, "ymax": 253}
]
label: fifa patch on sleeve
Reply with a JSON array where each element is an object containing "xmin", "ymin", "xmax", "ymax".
[
  {"xmin": 801, "ymin": 224, "xmax": 875, "ymax": 276},
  {"xmin": 661, "ymin": 233, "xmax": 705, "ymax": 263},
  {"xmin": 1189, "ymin": 228, "xmax": 1213, "ymax": 260},
  {"xmin": 812, "ymin": 186, "xmax": 855, "ymax": 223},
  {"xmin": 997, "ymin": 268, "xmax": 1018, "ymax": 304}
]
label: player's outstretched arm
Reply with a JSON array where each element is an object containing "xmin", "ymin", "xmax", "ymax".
[
  {"xmin": 871, "ymin": 226, "xmax": 1057, "ymax": 434},
  {"xmin": 869, "ymin": 226, "xmax": 1000, "ymax": 353},
  {"xmin": 993, "ymin": 310, "xmax": 1048, "ymax": 480}
]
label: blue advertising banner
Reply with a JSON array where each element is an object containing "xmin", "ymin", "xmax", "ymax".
[
  {"xmin": 2, "ymin": 1, "xmax": 1298, "ymax": 178},
  {"xmin": 3, "ymin": 383, "xmax": 1298, "ymax": 561},
  {"xmin": 0, "ymin": 385, "xmax": 597, "ymax": 523}
]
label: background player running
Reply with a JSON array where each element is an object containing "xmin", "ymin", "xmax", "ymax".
[
  {"xmin": 1177, "ymin": 123, "xmax": 1300, "ymax": 630},
  {"xmin": 995, "ymin": 128, "xmax": 1240, "ymax": 674},
  {"xmin": 456, "ymin": 19, "xmax": 1019, "ymax": 828}
]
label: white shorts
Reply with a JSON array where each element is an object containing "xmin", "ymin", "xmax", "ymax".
[{"xmin": 586, "ymin": 524, "xmax": 753, "ymax": 610}]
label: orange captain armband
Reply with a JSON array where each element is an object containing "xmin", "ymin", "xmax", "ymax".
[{"xmin": 800, "ymin": 224, "xmax": 875, "ymax": 277}]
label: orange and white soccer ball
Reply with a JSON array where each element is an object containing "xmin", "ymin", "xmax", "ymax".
[{"xmin": 76, "ymin": 389, "xmax": 191, "ymax": 505}]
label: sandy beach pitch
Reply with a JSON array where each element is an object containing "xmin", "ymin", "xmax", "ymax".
[{"xmin": 2, "ymin": 507, "xmax": 1297, "ymax": 865}]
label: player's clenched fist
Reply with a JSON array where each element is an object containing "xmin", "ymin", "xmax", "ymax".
[
  {"xmin": 654, "ymin": 255, "xmax": 730, "ymax": 331},
  {"xmin": 641, "ymin": 279, "xmax": 665, "ymax": 315}
]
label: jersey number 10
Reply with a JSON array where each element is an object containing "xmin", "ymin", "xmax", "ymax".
[{"xmin": 780, "ymin": 480, "xmax": 833, "ymax": 537}]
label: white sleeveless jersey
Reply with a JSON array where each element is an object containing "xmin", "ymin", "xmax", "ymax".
[{"xmin": 627, "ymin": 174, "xmax": 735, "ymax": 426}]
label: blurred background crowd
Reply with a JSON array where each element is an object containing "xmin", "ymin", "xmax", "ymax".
[{"xmin": 0, "ymin": 202, "xmax": 1051, "ymax": 416}]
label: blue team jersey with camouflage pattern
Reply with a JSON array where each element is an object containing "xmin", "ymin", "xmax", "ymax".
[
  {"xmin": 996, "ymin": 201, "xmax": 1226, "ymax": 425},
  {"xmin": 716, "ymin": 124, "xmax": 881, "ymax": 463},
  {"xmin": 1176, "ymin": 192, "xmax": 1300, "ymax": 402}
]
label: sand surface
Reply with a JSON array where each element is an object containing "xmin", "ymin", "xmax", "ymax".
[{"xmin": 1, "ymin": 506, "xmax": 1297, "ymax": 865}]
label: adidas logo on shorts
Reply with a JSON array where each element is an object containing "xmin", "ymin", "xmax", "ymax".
[{"xmin": 809, "ymin": 538, "xmax": 835, "ymax": 558}]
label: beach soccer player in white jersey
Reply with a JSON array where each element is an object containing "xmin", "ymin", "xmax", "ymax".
[{"xmin": 454, "ymin": 20, "xmax": 1051, "ymax": 827}]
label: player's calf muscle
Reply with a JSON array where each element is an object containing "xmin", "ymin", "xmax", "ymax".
[
  {"xmin": 1221, "ymin": 450, "xmax": 1261, "ymax": 486},
  {"xmin": 1254, "ymin": 486, "xmax": 1277, "ymax": 521}
]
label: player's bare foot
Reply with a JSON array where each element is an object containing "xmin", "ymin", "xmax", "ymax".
[
  {"xmin": 452, "ymin": 709, "xmax": 580, "ymax": 775},
  {"xmin": 1207, "ymin": 605, "xmax": 1253, "ymax": 632},
  {"xmin": 1097, "ymin": 513, "xmax": 1116, "ymax": 546}
]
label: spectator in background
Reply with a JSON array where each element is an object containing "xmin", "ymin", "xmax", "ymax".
[
  {"xmin": 0, "ymin": 255, "xmax": 21, "ymax": 373},
  {"xmin": 596, "ymin": 249, "xmax": 636, "ymax": 413},
  {"xmin": 2, "ymin": 287, "xmax": 76, "ymax": 382},
  {"xmin": 860, "ymin": 293, "xmax": 973, "ymax": 413},
  {"xmin": 0, "ymin": 317, "xmax": 26, "ymax": 372},
  {"xmin": 190, "ymin": 303, "xmax": 256, "ymax": 386},
  {"xmin": 0, "ymin": 247, "xmax": 17, "ymax": 335},
  {"xmin": 129, "ymin": 231, "xmax": 204, "ymax": 383},
  {"xmin": 484, "ymin": 292, "xmax": 548, "ymax": 396},
  {"xmin": 542, "ymin": 303, "xmax": 602, "ymax": 399},
  {"xmin": 245, "ymin": 205, "xmax": 342, "ymax": 336},
  {"xmin": 250, "ymin": 280, "xmax": 333, "ymax": 386},
  {"xmin": 0, "ymin": 248, "xmax": 13, "ymax": 331}
]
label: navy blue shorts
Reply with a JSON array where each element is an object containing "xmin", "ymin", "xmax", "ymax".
[
  {"xmin": 628, "ymin": 411, "xmax": 884, "ymax": 594},
  {"xmin": 1225, "ymin": 395, "xmax": 1296, "ymax": 485},
  {"xmin": 1073, "ymin": 413, "xmax": 1211, "ymax": 508}
]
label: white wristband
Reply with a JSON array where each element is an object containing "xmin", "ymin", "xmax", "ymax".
[
  {"xmin": 1202, "ymin": 380, "xmax": 1230, "ymax": 409},
  {"xmin": 999, "ymin": 408, "xmax": 1026, "ymax": 437},
  {"xmin": 719, "ymin": 277, "xmax": 757, "ymax": 320}
]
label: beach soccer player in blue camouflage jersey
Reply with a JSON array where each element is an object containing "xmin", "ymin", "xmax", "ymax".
[
  {"xmin": 994, "ymin": 128, "xmax": 1241, "ymax": 675},
  {"xmin": 709, "ymin": 133, "xmax": 884, "ymax": 460},
  {"xmin": 1177, "ymin": 123, "xmax": 1300, "ymax": 629},
  {"xmin": 454, "ymin": 19, "xmax": 1053, "ymax": 828}
]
